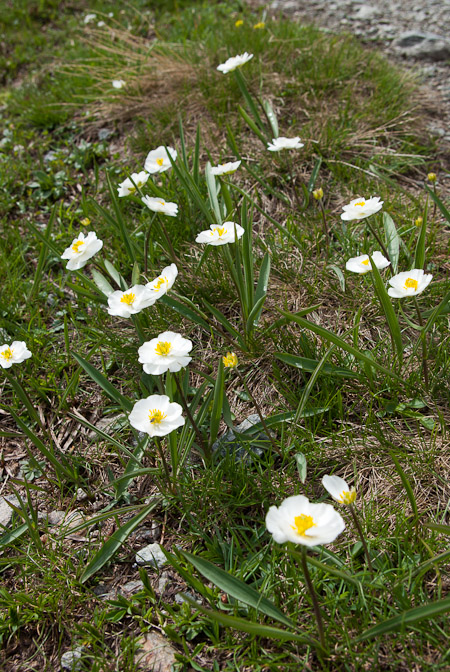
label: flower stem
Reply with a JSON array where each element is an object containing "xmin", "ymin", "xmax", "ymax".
[
  {"xmin": 154, "ymin": 437, "xmax": 176, "ymax": 495},
  {"xmin": 366, "ymin": 219, "xmax": 389, "ymax": 261},
  {"xmin": 144, "ymin": 213, "xmax": 157, "ymax": 275},
  {"xmin": 234, "ymin": 367, "xmax": 281, "ymax": 457},
  {"xmin": 156, "ymin": 216, "xmax": 178, "ymax": 265},
  {"xmin": 174, "ymin": 373, "xmax": 210, "ymax": 461},
  {"xmin": 300, "ymin": 546, "xmax": 326, "ymax": 653},
  {"xmin": 348, "ymin": 504, "xmax": 373, "ymax": 572},
  {"xmin": 413, "ymin": 296, "xmax": 429, "ymax": 391},
  {"xmin": 318, "ymin": 200, "xmax": 329, "ymax": 255}
]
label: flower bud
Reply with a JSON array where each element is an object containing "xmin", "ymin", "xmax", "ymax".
[
  {"xmin": 235, "ymin": 19, "xmax": 243, "ymax": 27},
  {"xmin": 313, "ymin": 187, "xmax": 323, "ymax": 200},
  {"xmin": 80, "ymin": 217, "xmax": 91, "ymax": 227},
  {"xmin": 415, "ymin": 216, "xmax": 423, "ymax": 227},
  {"xmin": 223, "ymin": 352, "xmax": 238, "ymax": 368},
  {"xmin": 253, "ymin": 21, "xmax": 265, "ymax": 29},
  {"xmin": 427, "ymin": 172, "xmax": 437, "ymax": 183}
]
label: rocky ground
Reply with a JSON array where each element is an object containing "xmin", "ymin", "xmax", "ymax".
[{"xmin": 251, "ymin": 0, "xmax": 450, "ymax": 154}]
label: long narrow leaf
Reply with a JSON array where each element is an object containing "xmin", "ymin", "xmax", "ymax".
[
  {"xmin": 72, "ymin": 352, "xmax": 132, "ymax": 411},
  {"xmin": 424, "ymin": 184, "xmax": 450, "ymax": 223},
  {"xmin": 383, "ymin": 212, "xmax": 400, "ymax": 274},
  {"xmin": 389, "ymin": 451, "xmax": 418, "ymax": 520},
  {"xmin": 180, "ymin": 550, "xmax": 293, "ymax": 627},
  {"xmin": 209, "ymin": 358, "xmax": 224, "ymax": 448},
  {"xmin": 369, "ymin": 256, "xmax": 403, "ymax": 365},
  {"xmin": 29, "ymin": 203, "xmax": 57, "ymax": 300},
  {"xmin": 263, "ymin": 100, "xmax": 278, "ymax": 138},
  {"xmin": 205, "ymin": 163, "xmax": 222, "ymax": 224},
  {"xmin": 275, "ymin": 353, "xmax": 359, "ymax": 379},
  {"xmin": 414, "ymin": 198, "xmax": 428, "ymax": 270}
]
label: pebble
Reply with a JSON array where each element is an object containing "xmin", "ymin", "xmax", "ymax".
[
  {"xmin": 393, "ymin": 31, "xmax": 450, "ymax": 61},
  {"xmin": 157, "ymin": 572, "xmax": 170, "ymax": 594},
  {"xmin": 135, "ymin": 543, "xmax": 167, "ymax": 569},
  {"xmin": 134, "ymin": 631, "xmax": 176, "ymax": 672},
  {"xmin": 0, "ymin": 496, "xmax": 19, "ymax": 527},
  {"xmin": 60, "ymin": 646, "xmax": 84, "ymax": 671}
]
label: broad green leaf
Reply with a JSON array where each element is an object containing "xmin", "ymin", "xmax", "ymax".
[
  {"xmin": 91, "ymin": 270, "xmax": 114, "ymax": 297},
  {"xmin": 160, "ymin": 295, "xmax": 210, "ymax": 332},
  {"xmin": 278, "ymin": 309, "xmax": 402, "ymax": 382},
  {"xmin": 369, "ymin": 256, "xmax": 403, "ymax": 365},
  {"xmin": 294, "ymin": 453, "xmax": 307, "ymax": 483},
  {"xmin": 356, "ymin": 596, "xmax": 450, "ymax": 641},
  {"xmin": 0, "ymin": 523, "xmax": 28, "ymax": 547},
  {"xmin": 383, "ymin": 212, "xmax": 400, "ymax": 274},
  {"xmin": 424, "ymin": 184, "xmax": 450, "ymax": 223},
  {"xmin": 180, "ymin": 550, "xmax": 293, "ymax": 627},
  {"xmin": 238, "ymin": 105, "xmax": 268, "ymax": 145},
  {"xmin": 181, "ymin": 594, "xmax": 313, "ymax": 646},
  {"xmin": 307, "ymin": 157, "xmax": 322, "ymax": 192},
  {"xmin": 254, "ymin": 252, "xmax": 271, "ymax": 306},
  {"xmin": 205, "ymin": 162, "xmax": 222, "ymax": 224},
  {"xmin": 72, "ymin": 352, "xmax": 132, "ymax": 411},
  {"xmin": 81, "ymin": 500, "xmax": 159, "ymax": 582},
  {"xmin": 263, "ymin": 99, "xmax": 278, "ymax": 138},
  {"xmin": 289, "ymin": 549, "xmax": 364, "ymax": 588},
  {"xmin": 275, "ymin": 353, "xmax": 359, "ymax": 379}
]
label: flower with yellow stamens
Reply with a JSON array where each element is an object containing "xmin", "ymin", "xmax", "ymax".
[
  {"xmin": 211, "ymin": 160, "xmax": 241, "ymax": 176},
  {"xmin": 138, "ymin": 331, "xmax": 192, "ymax": 375},
  {"xmin": 340, "ymin": 196, "xmax": 383, "ymax": 221},
  {"xmin": 387, "ymin": 269, "xmax": 432, "ymax": 298},
  {"xmin": 265, "ymin": 495, "xmax": 345, "ymax": 547},
  {"xmin": 107, "ymin": 285, "xmax": 156, "ymax": 318},
  {"xmin": 195, "ymin": 222, "xmax": 245, "ymax": 246},
  {"xmin": 322, "ymin": 475, "xmax": 357, "ymax": 505},
  {"xmin": 117, "ymin": 171, "xmax": 149, "ymax": 197},
  {"xmin": 129, "ymin": 394, "xmax": 185, "ymax": 437},
  {"xmin": 313, "ymin": 187, "xmax": 323, "ymax": 200},
  {"xmin": 415, "ymin": 216, "xmax": 423, "ymax": 227},
  {"xmin": 141, "ymin": 195, "xmax": 178, "ymax": 217},
  {"xmin": 217, "ymin": 52, "xmax": 253, "ymax": 74},
  {"xmin": 345, "ymin": 251, "xmax": 390, "ymax": 274},
  {"xmin": 61, "ymin": 231, "xmax": 103, "ymax": 271},
  {"xmin": 267, "ymin": 136, "xmax": 303, "ymax": 152},
  {"xmin": 146, "ymin": 263, "xmax": 178, "ymax": 300},
  {"xmin": 144, "ymin": 146, "xmax": 177, "ymax": 174},
  {"xmin": 223, "ymin": 352, "xmax": 238, "ymax": 368},
  {"xmin": 0, "ymin": 341, "xmax": 32, "ymax": 369}
]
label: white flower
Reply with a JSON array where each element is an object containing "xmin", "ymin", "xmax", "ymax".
[
  {"xmin": 195, "ymin": 222, "xmax": 245, "ymax": 246},
  {"xmin": 129, "ymin": 394, "xmax": 185, "ymax": 437},
  {"xmin": 322, "ymin": 475, "xmax": 357, "ymax": 505},
  {"xmin": 97, "ymin": 20, "xmax": 105, "ymax": 27},
  {"xmin": 211, "ymin": 161, "xmax": 241, "ymax": 176},
  {"xmin": 345, "ymin": 251, "xmax": 390, "ymax": 274},
  {"xmin": 0, "ymin": 341, "xmax": 32, "ymax": 369},
  {"xmin": 61, "ymin": 231, "xmax": 103, "ymax": 271},
  {"xmin": 340, "ymin": 196, "xmax": 383, "ymax": 221},
  {"xmin": 265, "ymin": 495, "xmax": 345, "ymax": 547},
  {"xmin": 217, "ymin": 52, "xmax": 254, "ymax": 74},
  {"xmin": 267, "ymin": 136, "xmax": 304, "ymax": 152},
  {"xmin": 107, "ymin": 285, "xmax": 156, "ymax": 318},
  {"xmin": 146, "ymin": 263, "xmax": 178, "ymax": 300},
  {"xmin": 387, "ymin": 269, "xmax": 432, "ymax": 298},
  {"xmin": 144, "ymin": 146, "xmax": 177, "ymax": 174},
  {"xmin": 84, "ymin": 13, "xmax": 96, "ymax": 24},
  {"xmin": 112, "ymin": 79, "xmax": 125, "ymax": 89},
  {"xmin": 138, "ymin": 331, "xmax": 192, "ymax": 375},
  {"xmin": 141, "ymin": 195, "xmax": 178, "ymax": 217},
  {"xmin": 117, "ymin": 171, "xmax": 149, "ymax": 197}
]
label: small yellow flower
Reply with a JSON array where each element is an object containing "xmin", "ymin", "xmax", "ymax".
[
  {"xmin": 235, "ymin": 19, "xmax": 244, "ymax": 27},
  {"xmin": 80, "ymin": 217, "xmax": 91, "ymax": 226},
  {"xmin": 223, "ymin": 352, "xmax": 238, "ymax": 368},
  {"xmin": 427, "ymin": 172, "xmax": 437, "ymax": 183},
  {"xmin": 415, "ymin": 216, "xmax": 423, "ymax": 227},
  {"xmin": 253, "ymin": 21, "xmax": 265, "ymax": 29},
  {"xmin": 313, "ymin": 187, "xmax": 323, "ymax": 200}
]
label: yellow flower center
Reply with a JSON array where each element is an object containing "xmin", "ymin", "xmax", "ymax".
[
  {"xmin": 153, "ymin": 276, "xmax": 167, "ymax": 290},
  {"xmin": 72, "ymin": 240, "xmax": 85, "ymax": 253},
  {"xmin": 120, "ymin": 292, "xmax": 135, "ymax": 305},
  {"xmin": 158, "ymin": 200, "xmax": 165, "ymax": 206},
  {"xmin": 155, "ymin": 341, "xmax": 171, "ymax": 356},
  {"xmin": 291, "ymin": 514, "xmax": 316, "ymax": 536},
  {"xmin": 223, "ymin": 352, "xmax": 238, "ymax": 368},
  {"xmin": 211, "ymin": 226, "xmax": 226, "ymax": 237},
  {"xmin": 1, "ymin": 347, "xmax": 13, "ymax": 361},
  {"xmin": 361, "ymin": 259, "xmax": 370, "ymax": 266},
  {"xmin": 340, "ymin": 490, "xmax": 357, "ymax": 505},
  {"xmin": 156, "ymin": 158, "xmax": 164, "ymax": 167},
  {"xmin": 355, "ymin": 201, "xmax": 366, "ymax": 207},
  {"xmin": 148, "ymin": 409, "xmax": 167, "ymax": 424},
  {"xmin": 404, "ymin": 278, "xmax": 418, "ymax": 291}
]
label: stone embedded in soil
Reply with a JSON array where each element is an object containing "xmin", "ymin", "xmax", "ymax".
[
  {"xmin": 0, "ymin": 496, "xmax": 19, "ymax": 527},
  {"xmin": 135, "ymin": 542, "xmax": 167, "ymax": 568},
  {"xmin": 121, "ymin": 579, "xmax": 145, "ymax": 594},
  {"xmin": 60, "ymin": 646, "xmax": 85, "ymax": 671},
  {"xmin": 393, "ymin": 31, "xmax": 450, "ymax": 60},
  {"xmin": 134, "ymin": 631, "xmax": 177, "ymax": 672}
]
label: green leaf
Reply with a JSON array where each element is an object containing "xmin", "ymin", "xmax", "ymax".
[
  {"xmin": 91, "ymin": 270, "xmax": 114, "ymax": 297},
  {"xmin": 29, "ymin": 203, "xmax": 57, "ymax": 300},
  {"xmin": 254, "ymin": 252, "xmax": 271, "ymax": 308},
  {"xmin": 238, "ymin": 105, "xmax": 268, "ymax": 145},
  {"xmin": 278, "ymin": 309, "xmax": 402, "ymax": 382},
  {"xmin": 328, "ymin": 264, "xmax": 345, "ymax": 292},
  {"xmin": 292, "ymin": 345, "xmax": 336, "ymax": 427},
  {"xmin": 106, "ymin": 172, "xmax": 136, "ymax": 264},
  {"xmin": 104, "ymin": 259, "xmax": 124, "ymax": 288},
  {"xmin": 72, "ymin": 352, "xmax": 132, "ymax": 412},
  {"xmin": 245, "ymin": 294, "xmax": 267, "ymax": 333},
  {"xmin": 307, "ymin": 157, "xmax": 322, "ymax": 192},
  {"xmin": 81, "ymin": 500, "xmax": 159, "ymax": 582},
  {"xmin": 131, "ymin": 261, "xmax": 141, "ymax": 286},
  {"xmin": 383, "ymin": 212, "xmax": 400, "ymax": 274},
  {"xmin": 356, "ymin": 596, "xmax": 450, "ymax": 641},
  {"xmin": 160, "ymin": 295, "xmax": 211, "ymax": 332},
  {"xmin": 295, "ymin": 453, "xmax": 307, "ymax": 483},
  {"xmin": 263, "ymin": 100, "xmax": 278, "ymax": 138},
  {"xmin": 209, "ymin": 358, "xmax": 224, "ymax": 448},
  {"xmin": 234, "ymin": 68, "xmax": 267, "ymax": 136},
  {"xmin": 424, "ymin": 522, "xmax": 450, "ymax": 535},
  {"xmin": 424, "ymin": 184, "xmax": 450, "ymax": 223},
  {"xmin": 0, "ymin": 523, "xmax": 28, "ymax": 547},
  {"xmin": 275, "ymin": 353, "xmax": 359, "ymax": 379},
  {"xmin": 180, "ymin": 550, "xmax": 293, "ymax": 627},
  {"xmin": 181, "ymin": 594, "xmax": 313, "ymax": 646},
  {"xmin": 369, "ymin": 255, "xmax": 403, "ymax": 365},
  {"xmin": 389, "ymin": 451, "xmax": 418, "ymax": 520},
  {"xmin": 288, "ymin": 549, "xmax": 364, "ymax": 588},
  {"xmin": 203, "ymin": 299, "xmax": 245, "ymax": 347},
  {"xmin": 205, "ymin": 162, "xmax": 222, "ymax": 225}
]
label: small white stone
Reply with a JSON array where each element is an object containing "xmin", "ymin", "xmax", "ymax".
[
  {"xmin": 0, "ymin": 496, "xmax": 19, "ymax": 527},
  {"xmin": 135, "ymin": 543, "xmax": 167, "ymax": 568},
  {"xmin": 61, "ymin": 646, "xmax": 84, "ymax": 670}
]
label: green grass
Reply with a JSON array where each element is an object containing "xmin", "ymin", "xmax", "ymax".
[{"xmin": 1, "ymin": 1, "xmax": 449, "ymax": 671}]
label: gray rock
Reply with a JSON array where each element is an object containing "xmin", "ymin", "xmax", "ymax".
[
  {"xmin": 134, "ymin": 631, "xmax": 176, "ymax": 672},
  {"xmin": 135, "ymin": 543, "xmax": 167, "ymax": 569},
  {"xmin": 175, "ymin": 591, "xmax": 196, "ymax": 605},
  {"xmin": 98, "ymin": 128, "xmax": 113, "ymax": 141},
  {"xmin": 212, "ymin": 414, "xmax": 274, "ymax": 461},
  {"xmin": 76, "ymin": 488, "xmax": 88, "ymax": 503},
  {"xmin": 393, "ymin": 31, "xmax": 450, "ymax": 61},
  {"xmin": 121, "ymin": 579, "xmax": 144, "ymax": 594},
  {"xmin": 0, "ymin": 496, "xmax": 19, "ymax": 527},
  {"xmin": 60, "ymin": 646, "xmax": 84, "ymax": 671},
  {"xmin": 157, "ymin": 573, "xmax": 170, "ymax": 594},
  {"xmin": 354, "ymin": 5, "xmax": 380, "ymax": 20}
]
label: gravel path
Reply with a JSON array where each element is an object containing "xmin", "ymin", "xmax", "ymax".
[{"xmin": 251, "ymin": 0, "xmax": 450, "ymax": 160}]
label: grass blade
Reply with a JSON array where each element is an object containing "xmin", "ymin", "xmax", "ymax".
[
  {"xmin": 275, "ymin": 353, "xmax": 360, "ymax": 379},
  {"xmin": 72, "ymin": 352, "xmax": 132, "ymax": 412},
  {"xmin": 383, "ymin": 212, "xmax": 400, "ymax": 274},
  {"xmin": 180, "ymin": 550, "xmax": 293, "ymax": 627},
  {"xmin": 209, "ymin": 358, "xmax": 224, "ymax": 448},
  {"xmin": 369, "ymin": 255, "xmax": 403, "ymax": 365},
  {"xmin": 414, "ymin": 198, "xmax": 428, "ymax": 270},
  {"xmin": 238, "ymin": 105, "xmax": 268, "ymax": 145},
  {"xmin": 389, "ymin": 451, "xmax": 418, "ymax": 521},
  {"xmin": 205, "ymin": 162, "xmax": 222, "ymax": 224},
  {"xmin": 263, "ymin": 99, "xmax": 278, "ymax": 138},
  {"xmin": 424, "ymin": 184, "xmax": 450, "ymax": 223}
]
